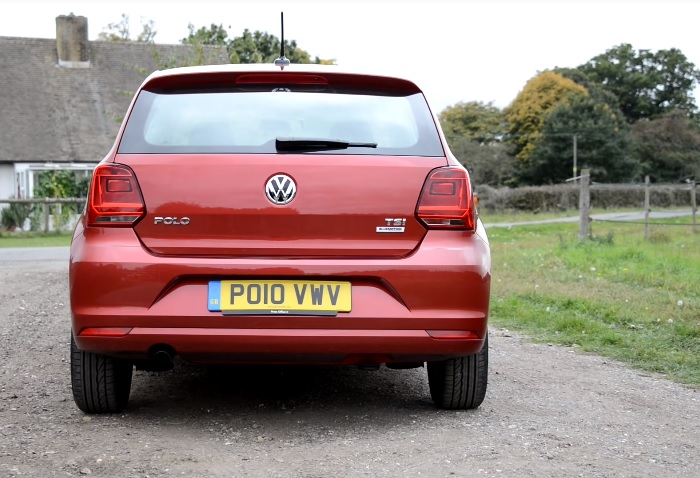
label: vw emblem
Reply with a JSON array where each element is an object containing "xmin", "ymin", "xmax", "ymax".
[{"xmin": 265, "ymin": 174, "xmax": 297, "ymax": 205}]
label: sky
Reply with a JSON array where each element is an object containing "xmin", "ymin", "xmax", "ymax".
[{"xmin": 3, "ymin": 0, "xmax": 700, "ymax": 114}]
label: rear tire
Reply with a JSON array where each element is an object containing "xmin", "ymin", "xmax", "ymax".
[
  {"xmin": 70, "ymin": 333, "xmax": 133, "ymax": 414},
  {"xmin": 427, "ymin": 333, "xmax": 488, "ymax": 410}
]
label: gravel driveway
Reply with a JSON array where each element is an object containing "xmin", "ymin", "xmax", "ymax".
[{"xmin": 1, "ymin": 254, "xmax": 699, "ymax": 477}]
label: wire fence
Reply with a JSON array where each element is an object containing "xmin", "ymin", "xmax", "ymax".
[{"xmin": 578, "ymin": 171, "xmax": 697, "ymax": 239}]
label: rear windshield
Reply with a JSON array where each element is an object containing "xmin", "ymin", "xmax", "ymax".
[{"xmin": 118, "ymin": 86, "xmax": 444, "ymax": 156}]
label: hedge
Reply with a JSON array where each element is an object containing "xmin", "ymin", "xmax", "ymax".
[{"xmin": 476, "ymin": 184, "xmax": 696, "ymax": 212}]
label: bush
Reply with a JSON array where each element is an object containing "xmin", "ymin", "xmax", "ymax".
[
  {"xmin": 477, "ymin": 184, "xmax": 695, "ymax": 212},
  {"xmin": 477, "ymin": 184, "xmax": 578, "ymax": 212},
  {"xmin": 0, "ymin": 202, "xmax": 33, "ymax": 230}
]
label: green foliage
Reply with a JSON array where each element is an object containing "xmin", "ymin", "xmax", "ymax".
[
  {"xmin": 520, "ymin": 94, "xmax": 640, "ymax": 184},
  {"xmin": 181, "ymin": 24, "xmax": 334, "ymax": 65},
  {"xmin": 579, "ymin": 43, "xmax": 700, "ymax": 122},
  {"xmin": 477, "ymin": 184, "xmax": 578, "ymax": 212},
  {"xmin": 631, "ymin": 110, "xmax": 700, "ymax": 183},
  {"xmin": 182, "ymin": 23, "xmax": 229, "ymax": 46},
  {"xmin": 0, "ymin": 202, "xmax": 33, "ymax": 230},
  {"xmin": 439, "ymin": 102, "xmax": 516, "ymax": 186},
  {"xmin": 555, "ymin": 67, "xmax": 624, "ymax": 112},
  {"xmin": 35, "ymin": 171, "xmax": 87, "ymax": 199},
  {"xmin": 98, "ymin": 14, "xmax": 157, "ymax": 43},
  {"xmin": 439, "ymin": 101, "xmax": 506, "ymax": 145},
  {"xmin": 476, "ymin": 184, "xmax": 693, "ymax": 212},
  {"xmin": 33, "ymin": 171, "xmax": 89, "ymax": 231},
  {"xmin": 505, "ymin": 71, "xmax": 588, "ymax": 161},
  {"xmin": 449, "ymin": 138, "xmax": 516, "ymax": 187}
]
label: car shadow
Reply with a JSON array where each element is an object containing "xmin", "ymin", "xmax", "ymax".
[{"xmin": 124, "ymin": 361, "xmax": 439, "ymax": 430}]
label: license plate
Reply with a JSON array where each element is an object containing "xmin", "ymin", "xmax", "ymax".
[{"xmin": 208, "ymin": 280, "xmax": 352, "ymax": 315}]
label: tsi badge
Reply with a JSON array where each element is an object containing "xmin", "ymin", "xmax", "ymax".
[
  {"xmin": 376, "ymin": 218, "xmax": 406, "ymax": 233},
  {"xmin": 154, "ymin": 217, "xmax": 190, "ymax": 225}
]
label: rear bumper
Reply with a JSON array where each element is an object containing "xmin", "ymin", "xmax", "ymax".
[
  {"xmin": 70, "ymin": 222, "xmax": 491, "ymax": 365},
  {"xmin": 75, "ymin": 327, "xmax": 486, "ymax": 364}
]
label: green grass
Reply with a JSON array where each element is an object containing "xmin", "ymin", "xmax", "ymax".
[
  {"xmin": 0, "ymin": 231, "xmax": 72, "ymax": 247},
  {"xmin": 489, "ymin": 218, "xmax": 700, "ymax": 385}
]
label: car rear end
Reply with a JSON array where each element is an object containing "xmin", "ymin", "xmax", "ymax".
[{"xmin": 69, "ymin": 64, "xmax": 491, "ymax": 413}]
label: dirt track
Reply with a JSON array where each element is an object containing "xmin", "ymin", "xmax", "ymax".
[{"xmin": 1, "ymin": 257, "xmax": 699, "ymax": 477}]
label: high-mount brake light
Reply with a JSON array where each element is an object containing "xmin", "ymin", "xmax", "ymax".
[
  {"xmin": 416, "ymin": 167, "xmax": 476, "ymax": 230},
  {"xmin": 87, "ymin": 164, "xmax": 145, "ymax": 227},
  {"xmin": 235, "ymin": 74, "xmax": 328, "ymax": 85}
]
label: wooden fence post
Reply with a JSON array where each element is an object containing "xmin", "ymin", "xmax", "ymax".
[
  {"xmin": 579, "ymin": 169, "xmax": 590, "ymax": 240},
  {"xmin": 692, "ymin": 180, "xmax": 697, "ymax": 233},
  {"xmin": 43, "ymin": 199, "xmax": 50, "ymax": 234},
  {"xmin": 644, "ymin": 176, "xmax": 650, "ymax": 240}
]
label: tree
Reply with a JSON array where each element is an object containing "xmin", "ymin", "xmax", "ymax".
[
  {"xmin": 135, "ymin": 19, "xmax": 157, "ymax": 43},
  {"xmin": 579, "ymin": 44, "xmax": 700, "ymax": 122},
  {"xmin": 449, "ymin": 138, "xmax": 516, "ymax": 187},
  {"xmin": 519, "ymin": 94, "xmax": 639, "ymax": 184},
  {"xmin": 98, "ymin": 14, "xmax": 130, "ymax": 41},
  {"xmin": 505, "ymin": 71, "xmax": 588, "ymax": 161},
  {"xmin": 438, "ymin": 101, "xmax": 506, "ymax": 146},
  {"xmin": 181, "ymin": 24, "xmax": 334, "ymax": 65},
  {"xmin": 98, "ymin": 14, "xmax": 157, "ymax": 43},
  {"xmin": 555, "ymin": 67, "xmax": 623, "ymax": 111},
  {"xmin": 631, "ymin": 111, "xmax": 700, "ymax": 182},
  {"xmin": 181, "ymin": 23, "xmax": 229, "ymax": 46}
]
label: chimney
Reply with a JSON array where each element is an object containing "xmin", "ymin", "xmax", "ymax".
[{"xmin": 56, "ymin": 14, "xmax": 90, "ymax": 68}]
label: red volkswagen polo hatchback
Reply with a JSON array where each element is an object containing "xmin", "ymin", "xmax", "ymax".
[{"xmin": 69, "ymin": 63, "xmax": 491, "ymax": 413}]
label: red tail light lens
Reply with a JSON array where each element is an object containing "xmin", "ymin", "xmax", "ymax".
[
  {"xmin": 87, "ymin": 164, "xmax": 145, "ymax": 227},
  {"xmin": 416, "ymin": 167, "xmax": 475, "ymax": 230}
]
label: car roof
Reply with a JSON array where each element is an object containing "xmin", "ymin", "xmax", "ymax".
[{"xmin": 142, "ymin": 63, "xmax": 424, "ymax": 93}]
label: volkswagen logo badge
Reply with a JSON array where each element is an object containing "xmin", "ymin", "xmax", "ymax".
[{"xmin": 265, "ymin": 174, "xmax": 297, "ymax": 205}]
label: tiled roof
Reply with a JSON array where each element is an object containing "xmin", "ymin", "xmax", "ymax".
[{"xmin": 0, "ymin": 37, "xmax": 229, "ymax": 164}]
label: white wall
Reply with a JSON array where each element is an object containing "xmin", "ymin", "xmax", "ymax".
[{"xmin": 0, "ymin": 164, "xmax": 15, "ymax": 200}]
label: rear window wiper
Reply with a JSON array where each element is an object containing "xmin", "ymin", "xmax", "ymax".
[{"xmin": 276, "ymin": 137, "xmax": 378, "ymax": 152}]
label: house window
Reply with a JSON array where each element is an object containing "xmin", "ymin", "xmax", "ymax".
[{"xmin": 15, "ymin": 171, "xmax": 28, "ymax": 199}]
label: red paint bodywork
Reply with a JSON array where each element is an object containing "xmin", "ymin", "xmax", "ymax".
[{"xmin": 69, "ymin": 65, "xmax": 491, "ymax": 366}]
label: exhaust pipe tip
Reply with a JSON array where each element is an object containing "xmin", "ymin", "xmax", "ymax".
[{"xmin": 144, "ymin": 346, "xmax": 175, "ymax": 372}]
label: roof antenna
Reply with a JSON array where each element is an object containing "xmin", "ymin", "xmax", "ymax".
[{"xmin": 274, "ymin": 12, "xmax": 290, "ymax": 69}]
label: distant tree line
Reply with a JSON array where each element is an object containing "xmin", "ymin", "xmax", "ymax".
[
  {"xmin": 99, "ymin": 15, "xmax": 334, "ymax": 65},
  {"xmin": 440, "ymin": 44, "xmax": 700, "ymax": 186}
]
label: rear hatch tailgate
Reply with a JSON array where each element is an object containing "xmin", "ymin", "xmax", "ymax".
[{"xmin": 123, "ymin": 153, "xmax": 446, "ymax": 258}]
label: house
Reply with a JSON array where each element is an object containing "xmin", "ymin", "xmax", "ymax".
[{"xmin": 0, "ymin": 14, "xmax": 228, "ymax": 201}]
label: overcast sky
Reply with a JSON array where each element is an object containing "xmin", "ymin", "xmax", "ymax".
[{"xmin": 3, "ymin": 0, "xmax": 700, "ymax": 113}]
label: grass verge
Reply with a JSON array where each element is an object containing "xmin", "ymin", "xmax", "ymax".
[
  {"xmin": 489, "ymin": 217, "xmax": 700, "ymax": 386},
  {"xmin": 0, "ymin": 231, "xmax": 72, "ymax": 248}
]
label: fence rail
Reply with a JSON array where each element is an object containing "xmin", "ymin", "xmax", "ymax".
[
  {"xmin": 589, "ymin": 183, "xmax": 697, "ymax": 191},
  {"xmin": 1, "ymin": 198, "xmax": 86, "ymax": 204},
  {"xmin": 0, "ymin": 198, "xmax": 85, "ymax": 233},
  {"xmin": 578, "ymin": 170, "xmax": 697, "ymax": 239}
]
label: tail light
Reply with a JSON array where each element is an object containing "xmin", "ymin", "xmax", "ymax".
[
  {"xmin": 416, "ymin": 167, "xmax": 475, "ymax": 230},
  {"xmin": 87, "ymin": 164, "xmax": 145, "ymax": 227}
]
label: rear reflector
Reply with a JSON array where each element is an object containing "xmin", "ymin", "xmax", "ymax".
[
  {"xmin": 416, "ymin": 167, "xmax": 476, "ymax": 230},
  {"xmin": 426, "ymin": 330, "xmax": 479, "ymax": 340},
  {"xmin": 79, "ymin": 327, "xmax": 133, "ymax": 337},
  {"xmin": 87, "ymin": 164, "xmax": 145, "ymax": 227}
]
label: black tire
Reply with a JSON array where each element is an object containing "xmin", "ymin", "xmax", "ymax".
[
  {"xmin": 427, "ymin": 333, "xmax": 488, "ymax": 410},
  {"xmin": 70, "ymin": 333, "xmax": 133, "ymax": 414}
]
